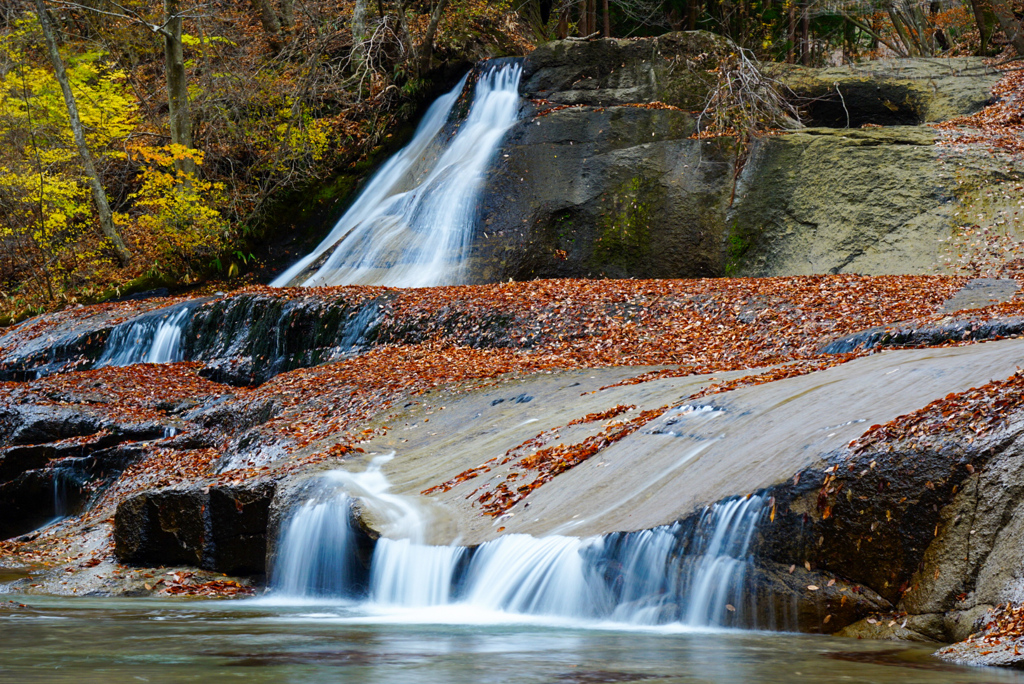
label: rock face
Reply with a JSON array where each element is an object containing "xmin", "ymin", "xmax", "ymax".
[
  {"xmin": 470, "ymin": 105, "xmax": 734, "ymax": 281},
  {"xmin": 114, "ymin": 482, "xmax": 275, "ymax": 576},
  {"xmin": 462, "ymin": 38, "xmax": 1004, "ymax": 282},
  {"xmin": 775, "ymin": 58, "xmax": 997, "ymax": 126},
  {"xmin": 728, "ymin": 127, "xmax": 954, "ymax": 276},
  {"xmin": 519, "ymin": 31, "xmax": 723, "ymax": 110}
]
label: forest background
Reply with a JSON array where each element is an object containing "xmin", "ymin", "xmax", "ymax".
[{"xmin": 0, "ymin": 0, "xmax": 1019, "ymax": 323}]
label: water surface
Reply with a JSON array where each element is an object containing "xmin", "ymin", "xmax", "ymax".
[{"xmin": 0, "ymin": 596, "xmax": 1019, "ymax": 684}]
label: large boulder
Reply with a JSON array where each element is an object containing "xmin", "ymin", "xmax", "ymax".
[
  {"xmin": 521, "ymin": 31, "xmax": 726, "ymax": 109},
  {"xmin": 114, "ymin": 481, "xmax": 276, "ymax": 575}
]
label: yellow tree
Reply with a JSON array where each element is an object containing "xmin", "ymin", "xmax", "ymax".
[
  {"xmin": 34, "ymin": 0, "xmax": 130, "ymax": 264},
  {"xmin": 0, "ymin": 16, "xmax": 138, "ymax": 301}
]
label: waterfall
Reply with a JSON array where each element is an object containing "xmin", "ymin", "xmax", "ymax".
[
  {"xmin": 96, "ymin": 303, "xmax": 194, "ymax": 367},
  {"xmin": 270, "ymin": 468, "xmax": 767, "ymax": 628},
  {"xmin": 272, "ymin": 493, "xmax": 366, "ymax": 598},
  {"xmin": 271, "ymin": 59, "xmax": 524, "ymax": 288}
]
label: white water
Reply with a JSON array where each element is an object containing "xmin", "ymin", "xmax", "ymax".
[
  {"xmin": 270, "ymin": 464, "xmax": 767, "ymax": 628},
  {"xmin": 271, "ymin": 60, "xmax": 523, "ymax": 288},
  {"xmin": 96, "ymin": 305, "xmax": 192, "ymax": 367}
]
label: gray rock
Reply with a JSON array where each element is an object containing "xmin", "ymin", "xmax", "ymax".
[
  {"xmin": 469, "ymin": 106, "xmax": 734, "ymax": 281},
  {"xmin": 941, "ymin": 278, "xmax": 1020, "ymax": 312},
  {"xmin": 521, "ymin": 32, "xmax": 727, "ymax": 109},
  {"xmin": 727, "ymin": 127, "xmax": 956, "ymax": 277}
]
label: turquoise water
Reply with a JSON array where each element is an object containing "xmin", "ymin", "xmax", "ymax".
[{"xmin": 0, "ymin": 596, "xmax": 1021, "ymax": 683}]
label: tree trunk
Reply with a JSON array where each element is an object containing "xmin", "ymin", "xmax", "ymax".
[
  {"xmin": 34, "ymin": 0, "xmax": 130, "ymax": 265},
  {"xmin": 801, "ymin": 1, "xmax": 810, "ymax": 65},
  {"xmin": 787, "ymin": 0, "xmax": 796, "ymax": 63},
  {"xmin": 602, "ymin": 0, "xmax": 610, "ymax": 36},
  {"xmin": 989, "ymin": 0, "xmax": 1024, "ymax": 56},
  {"xmin": 969, "ymin": 0, "xmax": 995, "ymax": 54},
  {"xmin": 588, "ymin": 0, "xmax": 597, "ymax": 36},
  {"xmin": 352, "ymin": 0, "xmax": 368, "ymax": 56},
  {"xmin": 279, "ymin": 0, "xmax": 294, "ymax": 30},
  {"xmin": 250, "ymin": 0, "xmax": 281, "ymax": 36},
  {"xmin": 888, "ymin": 6, "xmax": 921, "ymax": 56},
  {"xmin": 163, "ymin": 0, "xmax": 195, "ymax": 175},
  {"xmin": 417, "ymin": 0, "xmax": 450, "ymax": 74}
]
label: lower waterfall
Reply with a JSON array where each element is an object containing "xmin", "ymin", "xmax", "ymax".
[
  {"xmin": 96, "ymin": 303, "xmax": 195, "ymax": 367},
  {"xmin": 269, "ymin": 469, "xmax": 768, "ymax": 628}
]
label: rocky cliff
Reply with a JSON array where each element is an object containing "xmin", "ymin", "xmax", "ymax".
[{"xmin": 462, "ymin": 37, "xmax": 1006, "ymax": 281}]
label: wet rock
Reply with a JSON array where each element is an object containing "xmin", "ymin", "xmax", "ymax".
[
  {"xmin": 750, "ymin": 403, "xmax": 1024, "ymax": 647},
  {"xmin": 0, "ymin": 445, "xmax": 56, "ymax": 482},
  {"xmin": 937, "ymin": 638, "xmax": 1024, "ymax": 669},
  {"xmin": 4, "ymin": 405, "xmax": 105, "ymax": 446},
  {"xmin": 114, "ymin": 488, "xmax": 208, "ymax": 567},
  {"xmin": 0, "ymin": 299, "xmax": 173, "ymax": 381},
  {"xmin": 822, "ymin": 316, "xmax": 1024, "ymax": 354},
  {"xmin": 941, "ymin": 278, "xmax": 1020, "ymax": 312},
  {"xmin": 835, "ymin": 617, "xmax": 937, "ymax": 642},
  {"xmin": 0, "ymin": 470, "xmax": 83, "ymax": 540},
  {"xmin": 114, "ymin": 481, "xmax": 276, "ymax": 575},
  {"xmin": 745, "ymin": 561, "xmax": 892, "ymax": 633},
  {"xmin": 182, "ymin": 292, "xmax": 384, "ymax": 385}
]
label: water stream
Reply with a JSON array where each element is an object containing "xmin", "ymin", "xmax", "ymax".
[
  {"xmin": 95, "ymin": 302, "xmax": 195, "ymax": 367},
  {"xmin": 271, "ymin": 59, "xmax": 524, "ymax": 288},
  {"xmin": 1, "ymin": 596, "xmax": 1016, "ymax": 684},
  {"xmin": 269, "ymin": 463, "xmax": 769, "ymax": 629}
]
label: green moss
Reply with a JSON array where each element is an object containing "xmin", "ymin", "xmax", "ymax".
[
  {"xmin": 591, "ymin": 176, "xmax": 658, "ymax": 271},
  {"xmin": 724, "ymin": 227, "xmax": 752, "ymax": 276}
]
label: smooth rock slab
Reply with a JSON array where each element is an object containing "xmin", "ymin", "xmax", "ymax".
[{"xmin": 341, "ymin": 338, "xmax": 1024, "ymax": 547}]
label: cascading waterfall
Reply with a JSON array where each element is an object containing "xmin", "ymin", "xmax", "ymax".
[
  {"xmin": 96, "ymin": 303, "xmax": 194, "ymax": 367},
  {"xmin": 270, "ymin": 466, "xmax": 767, "ymax": 628},
  {"xmin": 272, "ymin": 493, "xmax": 365, "ymax": 598},
  {"xmin": 271, "ymin": 59, "xmax": 524, "ymax": 288}
]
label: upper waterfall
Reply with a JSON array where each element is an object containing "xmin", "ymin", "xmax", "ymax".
[{"xmin": 271, "ymin": 60, "xmax": 524, "ymax": 288}]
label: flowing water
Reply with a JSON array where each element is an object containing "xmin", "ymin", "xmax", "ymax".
[
  {"xmin": 96, "ymin": 302, "xmax": 195, "ymax": 367},
  {"xmin": 271, "ymin": 60, "xmax": 524, "ymax": 288},
  {"xmin": 270, "ymin": 465, "xmax": 770, "ymax": 629},
  {"xmin": 0, "ymin": 596, "xmax": 1020, "ymax": 684}
]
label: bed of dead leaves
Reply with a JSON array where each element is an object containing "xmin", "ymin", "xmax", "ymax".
[
  {"xmin": 934, "ymin": 66, "xmax": 1024, "ymax": 156},
  {"xmin": 156, "ymin": 571, "xmax": 255, "ymax": 598},
  {"xmin": 966, "ymin": 602, "xmax": 1024, "ymax": 649}
]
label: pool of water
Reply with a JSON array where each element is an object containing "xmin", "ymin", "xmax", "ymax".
[{"xmin": 0, "ymin": 596, "xmax": 1019, "ymax": 684}]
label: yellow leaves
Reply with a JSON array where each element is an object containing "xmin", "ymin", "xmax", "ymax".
[
  {"xmin": 126, "ymin": 144, "xmax": 229, "ymax": 279},
  {"xmin": 0, "ymin": 15, "xmax": 138, "ymax": 300}
]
